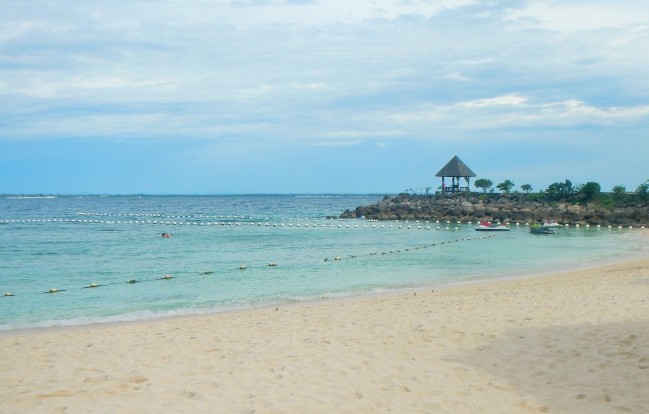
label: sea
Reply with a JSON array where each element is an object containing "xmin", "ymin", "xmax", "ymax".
[{"xmin": 1, "ymin": 194, "xmax": 647, "ymax": 332}]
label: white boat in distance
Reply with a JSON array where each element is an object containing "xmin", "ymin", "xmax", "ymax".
[{"xmin": 475, "ymin": 221, "xmax": 511, "ymax": 231}]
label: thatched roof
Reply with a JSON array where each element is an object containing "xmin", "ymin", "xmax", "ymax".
[{"xmin": 435, "ymin": 155, "xmax": 476, "ymax": 177}]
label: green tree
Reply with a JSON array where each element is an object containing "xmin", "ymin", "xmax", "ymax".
[
  {"xmin": 520, "ymin": 184, "xmax": 533, "ymax": 194},
  {"xmin": 577, "ymin": 181, "xmax": 601, "ymax": 203},
  {"xmin": 496, "ymin": 179, "xmax": 515, "ymax": 194},
  {"xmin": 474, "ymin": 178, "xmax": 493, "ymax": 193},
  {"xmin": 636, "ymin": 181, "xmax": 649, "ymax": 204},
  {"xmin": 545, "ymin": 179, "xmax": 575, "ymax": 201},
  {"xmin": 611, "ymin": 185, "xmax": 627, "ymax": 205}
]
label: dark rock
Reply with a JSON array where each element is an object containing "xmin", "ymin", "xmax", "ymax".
[{"xmin": 339, "ymin": 193, "xmax": 649, "ymax": 226}]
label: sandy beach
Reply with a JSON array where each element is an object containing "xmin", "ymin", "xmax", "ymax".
[{"xmin": 2, "ymin": 258, "xmax": 649, "ymax": 414}]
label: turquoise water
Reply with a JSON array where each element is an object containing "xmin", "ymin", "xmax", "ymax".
[{"xmin": 1, "ymin": 194, "xmax": 646, "ymax": 331}]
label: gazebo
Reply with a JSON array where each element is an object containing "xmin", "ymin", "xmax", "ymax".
[{"xmin": 436, "ymin": 155, "xmax": 476, "ymax": 193}]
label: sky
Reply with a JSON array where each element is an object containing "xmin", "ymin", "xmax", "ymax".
[{"xmin": 1, "ymin": 0, "xmax": 648, "ymax": 195}]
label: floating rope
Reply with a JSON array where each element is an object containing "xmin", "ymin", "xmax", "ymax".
[{"xmin": 1, "ymin": 233, "xmax": 504, "ymax": 298}]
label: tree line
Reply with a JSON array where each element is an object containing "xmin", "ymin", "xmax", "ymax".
[{"xmin": 471, "ymin": 178, "xmax": 649, "ymax": 205}]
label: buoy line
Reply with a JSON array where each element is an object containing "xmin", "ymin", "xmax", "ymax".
[
  {"xmin": 2, "ymin": 235, "xmax": 504, "ymax": 299},
  {"xmin": 2, "ymin": 215, "xmax": 641, "ymax": 230},
  {"xmin": 323, "ymin": 233, "xmax": 500, "ymax": 262},
  {"xmin": 0, "ymin": 217, "xmax": 450, "ymax": 230}
]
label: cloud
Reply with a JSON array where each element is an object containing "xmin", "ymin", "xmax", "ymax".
[
  {"xmin": 1, "ymin": 1, "xmax": 648, "ymax": 145},
  {"xmin": 505, "ymin": 1, "xmax": 649, "ymax": 32},
  {"xmin": 387, "ymin": 96, "xmax": 649, "ymax": 130},
  {"xmin": 444, "ymin": 71, "xmax": 477, "ymax": 82},
  {"xmin": 458, "ymin": 94, "xmax": 528, "ymax": 108}
]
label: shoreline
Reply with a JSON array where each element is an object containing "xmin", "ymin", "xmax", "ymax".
[
  {"xmin": 2, "ymin": 239, "xmax": 648, "ymax": 337},
  {"xmin": 2, "ymin": 256, "xmax": 649, "ymax": 413}
]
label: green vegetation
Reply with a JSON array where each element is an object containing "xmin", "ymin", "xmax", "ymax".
[
  {"xmin": 397, "ymin": 177, "xmax": 649, "ymax": 209},
  {"xmin": 636, "ymin": 181, "xmax": 649, "ymax": 205},
  {"xmin": 474, "ymin": 178, "xmax": 493, "ymax": 193},
  {"xmin": 458, "ymin": 178, "xmax": 648, "ymax": 208},
  {"xmin": 577, "ymin": 182, "xmax": 601, "ymax": 203},
  {"xmin": 496, "ymin": 179, "xmax": 515, "ymax": 194}
]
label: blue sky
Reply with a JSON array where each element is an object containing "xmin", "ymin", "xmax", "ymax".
[{"xmin": 1, "ymin": 0, "xmax": 648, "ymax": 194}]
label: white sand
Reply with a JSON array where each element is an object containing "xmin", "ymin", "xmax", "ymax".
[{"xmin": 2, "ymin": 258, "xmax": 649, "ymax": 413}]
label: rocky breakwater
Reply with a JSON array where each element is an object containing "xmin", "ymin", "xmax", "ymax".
[{"xmin": 340, "ymin": 193, "xmax": 649, "ymax": 227}]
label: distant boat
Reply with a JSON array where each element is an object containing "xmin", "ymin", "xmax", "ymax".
[
  {"xmin": 530, "ymin": 224, "xmax": 555, "ymax": 234},
  {"xmin": 543, "ymin": 219, "xmax": 563, "ymax": 228},
  {"xmin": 475, "ymin": 221, "xmax": 510, "ymax": 231}
]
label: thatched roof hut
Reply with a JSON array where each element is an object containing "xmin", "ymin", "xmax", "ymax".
[{"xmin": 436, "ymin": 155, "xmax": 476, "ymax": 192}]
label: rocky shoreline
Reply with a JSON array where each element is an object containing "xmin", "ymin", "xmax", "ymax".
[{"xmin": 340, "ymin": 193, "xmax": 649, "ymax": 227}]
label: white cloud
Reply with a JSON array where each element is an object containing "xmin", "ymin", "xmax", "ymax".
[
  {"xmin": 387, "ymin": 96, "xmax": 649, "ymax": 130},
  {"xmin": 220, "ymin": 0, "xmax": 477, "ymax": 27},
  {"xmin": 505, "ymin": 1, "xmax": 649, "ymax": 32},
  {"xmin": 458, "ymin": 94, "xmax": 528, "ymax": 108},
  {"xmin": 1, "ymin": 0, "xmax": 648, "ymax": 146},
  {"xmin": 444, "ymin": 72, "xmax": 476, "ymax": 82}
]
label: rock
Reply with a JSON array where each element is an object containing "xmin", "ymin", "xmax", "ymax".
[{"xmin": 339, "ymin": 193, "xmax": 649, "ymax": 226}]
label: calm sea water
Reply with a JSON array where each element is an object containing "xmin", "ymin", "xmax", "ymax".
[{"xmin": 1, "ymin": 194, "xmax": 646, "ymax": 332}]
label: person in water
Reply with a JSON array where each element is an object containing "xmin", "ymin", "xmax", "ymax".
[{"xmin": 160, "ymin": 232, "xmax": 172, "ymax": 238}]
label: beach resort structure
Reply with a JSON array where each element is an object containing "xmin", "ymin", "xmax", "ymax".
[{"xmin": 436, "ymin": 155, "xmax": 477, "ymax": 193}]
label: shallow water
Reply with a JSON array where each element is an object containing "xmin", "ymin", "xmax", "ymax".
[{"xmin": 1, "ymin": 194, "xmax": 646, "ymax": 331}]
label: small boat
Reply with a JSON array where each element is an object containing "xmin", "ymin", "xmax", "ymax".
[
  {"xmin": 475, "ymin": 221, "xmax": 510, "ymax": 231},
  {"xmin": 542, "ymin": 220, "xmax": 562, "ymax": 228},
  {"xmin": 530, "ymin": 224, "xmax": 554, "ymax": 234}
]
